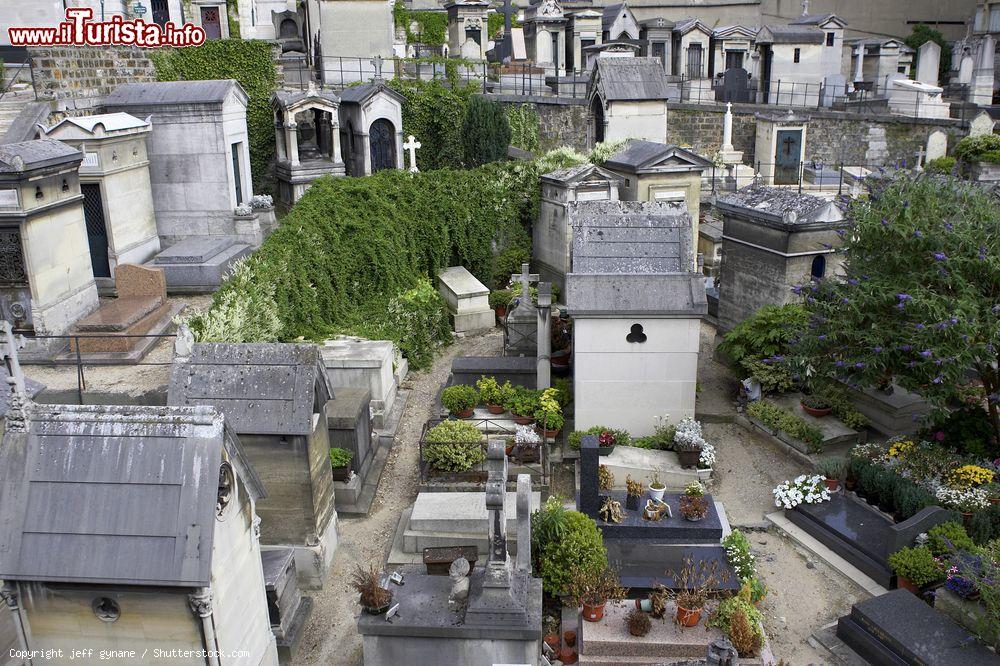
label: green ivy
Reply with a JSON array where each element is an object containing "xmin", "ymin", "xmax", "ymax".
[
  {"xmin": 462, "ymin": 96, "xmax": 511, "ymax": 167},
  {"xmin": 505, "ymin": 103, "xmax": 540, "ymax": 153},
  {"xmin": 186, "ymin": 163, "xmax": 537, "ymax": 369},
  {"xmin": 487, "ymin": 7, "xmax": 520, "ymax": 38},
  {"xmin": 394, "ymin": 2, "xmax": 448, "ymax": 46},
  {"xmin": 149, "ymin": 40, "xmax": 275, "ymax": 193},
  {"xmin": 388, "ymin": 78, "xmax": 480, "ymax": 170}
]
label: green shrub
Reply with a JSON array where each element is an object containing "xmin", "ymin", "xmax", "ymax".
[
  {"xmin": 746, "ymin": 400, "xmax": 824, "ymax": 451},
  {"xmin": 708, "ymin": 597, "xmax": 765, "ymax": 649},
  {"xmin": 329, "ymin": 447, "xmax": 354, "ymax": 468},
  {"xmin": 743, "ymin": 358, "xmax": 795, "ymax": 394},
  {"xmin": 929, "ymin": 406, "xmax": 997, "ymax": 459},
  {"xmin": 925, "ymin": 156, "xmax": 957, "ymax": 174},
  {"xmin": 568, "ymin": 426, "xmax": 631, "ymax": 450},
  {"xmin": 150, "ymin": 40, "xmax": 276, "ymax": 193},
  {"xmin": 508, "ymin": 386, "xmax": 541, "ymax": 417},
  {"xmin": 533, "ymin": 501, "xmax": 607, "ymax": 594},
  {"xmin": 955, "ymin": 134, "xmax": 1000, "ymax": 164},
  {"xmin": 551, "ymin": 377, "xmax": 572, "ymax": 408},
  {"xmin": 927, "ymin": 521, "xmax": 975, "ymax": 557},
  {"xmin": 491, "ymin": 246, "xmax": 531, "ymax": 290},
  {"xmin": 888, "ymin": 545, "xmax": 943, "ymax": 586},
  {"xmin": 722, "ymin": 529, "xmax": 757, "ymax": 583},
  {"xmin": 441, "ymin": 385, "xmax": 479, "ymax": 414},
  {"xmin": 423, "ymin": 420, "xmax": 485, "ymax": 472},
  {"xmin": 718, "ymin": 304, "xmax": 807, "ymax": 371},
  {"xmin": 388, "ymin": 78, "xmax": 480, "ymax": 170},
  {"xmin": 462, "ymin": 96, "xmax": 512, "ymax": 168},
  {"xmin": 489, "ymin": 288, "xmax": 514, "ymax": 310},
  {"xmin": 476, "ymin": 376, "xmax": 512, "ymax": 406},
  {"xmin": 505, "ymin": 103, "xmax": 539, "ymax": 153}
]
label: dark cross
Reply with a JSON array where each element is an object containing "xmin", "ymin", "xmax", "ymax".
[
  {"xmin": 500, "ymin": 0, "xmax": 516, "ymax": 33},
  {"xmin": 781, "ymin": 134, "xmax": 797, "ymax": 157}
]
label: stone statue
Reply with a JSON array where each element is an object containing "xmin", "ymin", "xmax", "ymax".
[
  {"xmin": 175, "ymin": 322, "xmax": 195, "ymax": 359},
  {"xmin": 448, "ymin": 557, "xmax": 471, "ymax": 611}
]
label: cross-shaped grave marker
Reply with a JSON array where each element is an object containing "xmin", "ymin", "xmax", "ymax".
[
  {"xmin": 403, "ymin": 135, "xmax": 421, "ymax": 173},
  {"xmin": 510, "ymin": 262, "xmax": 539, "ymax": 304}
]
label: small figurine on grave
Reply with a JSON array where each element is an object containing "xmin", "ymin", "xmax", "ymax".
[
  {"xmin": 599, "ymin": 496, "xmax": 624, "ymax": 523},
  {"xmin": 448, "ymin": 556, "xmax": 471, "ymax": 611}
]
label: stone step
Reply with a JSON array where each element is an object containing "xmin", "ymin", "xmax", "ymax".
[{"xmin": 594, "ymin": 445, "xmax": 711, "ymax": 492}]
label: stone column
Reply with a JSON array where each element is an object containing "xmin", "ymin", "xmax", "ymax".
[
  {"xmin": 536, "ymin": 282, "xmax": 551, "ymax": 390},
  {"xmin": 285, "ymin": 120, "xmax": 300, "ymax": 166},
  {"xmin": 722, "ymin": 102, "xmax": 734, "ymax": 151},
  {"xmin": 275, "ymin": 121, "xmax": 287, "ymax": 161},
  {"xmin": 331, "ymin": 116, "xmax": 344, "ymax": 166},
  {"xmin": 853, "ymin": 44, "xmax": 864, "ymax": 83},
  {"xmin": 515, "ymin": 474, "xmax": 531, "ymax": 573},
  {"xmin": 972, "ymin": 35, "xmax": 996, "ymax": 106}
]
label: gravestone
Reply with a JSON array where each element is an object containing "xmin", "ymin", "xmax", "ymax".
[
  {"xmin": 916, "ymin": 41, "xmax": 941, "ymax": 87},
  {"xmin": 926, "ymin": 129, "xmax": 947, "ymax": 162},
  {"xmin": 837, "ymin": 589, "xmax": 998, "ymax": 665},
  {"xmin": 438, "ymin": 266, "xmax": 494, "ymax": 333},
  {"xmin": 147, "ymin": 236, "xmax": 252, "ymax": 293},
  {"xmin": 958, "ymin": 53, "xmax": 975, "ymax": 84},
  {"xmin": 505, "ymin": 263, "xmax": 539, "ymax": 357},
  {"xmin": 969, "ymin": 110, "xmax": 996, "ymax": 138},
  {"xmin": 720, "ymin": 68, "xmax": 750, "ymax": 103},
  {"xmin": 261, "ymin": 549, "xmax": 313, "ymax": 663}
]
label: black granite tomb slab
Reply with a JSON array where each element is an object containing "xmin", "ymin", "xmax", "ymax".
[
  {"xmin": 606, "ymin": 540, "xmax": 739, "ymax": 593},
  {"xmin": 836, "ymin": 589, "xmax": 1000, "ymax": 665},
  {"xmin": 584, "ymin": 491, "xmax": 724, "ymax": 543},
  {"xmin": 451, "ymin": 356, "xmax": 536, "ymax": 389}
]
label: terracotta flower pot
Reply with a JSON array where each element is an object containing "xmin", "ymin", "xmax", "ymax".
[
  {"xmin": 544, "ymin": 634, "xmax": 560, "ymax": 651},
  {"xmin": 551, "ymin": 350, "xmax": 571, "ymax": 367},
  {"xmin": 538, "ymin": 426, "xmax": 560, "ymax": 438},
  {"xmin": 505, "ymin": 442, "xmax": 515, "ymax": 456},
  {"xmin": 487, "ymin": 403, "xmax": 505, "ymax": 414},
  {"xmin": 559, "ymin": 647, "xmax": 578, "ymax": 664},
  {"xmin": 676, "ymin": 605, "xmax": 702, "ymax": 627},
  {"xmin": 495, "ymin": 306, "xmax": 507, "ymax": 320},
  {"xmin": 512, "ymin": 413, "xmax": 534, "ymax": 425},
  {"xmin": 453, "ymin": 408, "xmax": 475, "ymax": 419},
  {"xmin": 582, "ymin": 601, "xmax": 606, "ymax": 622},
  {"xmin": 897, "ymin": 576, "xmax": 920, "ymax": 594},
  {"xmin": 801, "ymin": 402, "xmax": 832, "ymax": 417},
  {"xmin": 677, "ymin": 450, "xmax": 701, "ymax": 468},
  {"xmin": 563, "ymin": 630, "xmax": 577, "ymax": 648},
  {"xmin": 331, "ymin": 465, "xmax": 351, "ymax": 482},
  {"xmin": 823, "ymin": 478, "xmax": 841, "ymax": 492}
]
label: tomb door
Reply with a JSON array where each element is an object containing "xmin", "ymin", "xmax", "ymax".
[
  {"xmin": 686, "ymin": 43, "xmax": 703, "ymax": 79},
  {"xmin": 591, "ymin": 96, "xmax": 605, "ymax": 143},
  {"xmin": 725, "ymin": 50, "xmax": 743, "ymax": 70},
  {"xmin": 774, "ymin": 129, "xmax": 802, "ymax": 185},
  {"xmin": 151, "ymin": 0, "xmax": 170, "ymax": 28},
  {"xmin": 231, "ymin": 143, "xmax": 244, "ymax": 205},
  {"xmin": 201, "ymin": 6, "xmax": 222, "ymax": 40},
  {"xmin": 369, "ymin": 118, "xmax": 396, "ymax": 172},
  {"xmin": 81, "ymin": 183, "xmax": 111, "ymax": 279},
  {"xmin": 652, "ymin": 42, "xmax": 666, "ymax": 70},
  {"xmin": 0, "ymin": 227, "xmax": 33, "ymax": 332}
]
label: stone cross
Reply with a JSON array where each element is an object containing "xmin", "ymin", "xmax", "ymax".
[
  {"xmin": 800, "ymin": 0, "xmax": 808, "ymax": 16},
  {"xmin": 501, "ymin": 0, "xmax": 516, "ymax": 32},
  {"xmin": 511, "ymin": 263, "xmax": 539, "ymax": 303},
  {"xmin": 403, "ymin": 135, "xmax": 421, "ymax": 173},
  {"xmin": 536, "ymin": 282, "xmax": 552, "ymax": 390},
  {"xmin": 722, "ymin": 102, "xmax": 734, "ymax": 152},
  {"xmin": 483, "ymin": 440, "xmax": 511, "ymax": 588},
  {"xmin": 853, "ymin": 44, "xmax": 865, "ymax": 83},
  {"xmin": 915, "ymin": 145, "xmax": 926, "ymax": 171},
  {"xmin": 370, "ymin": 55, "xmax": 384, "ymax": 80}
]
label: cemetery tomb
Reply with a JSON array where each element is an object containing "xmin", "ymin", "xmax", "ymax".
[
  {"xmin": 69, "ymin": 263, "xmax": 183, "ymax": 359},
  {"xmin": 168, "ymin": 342, "xmax": 339, "ymax": 589},
  {"xmin": 523, "ymin": 0, "xmax": 568, "ymax": 77},
  {"xmin": 320, "ymin": 336, "xmax": 407, "ymax": 430},
  {"xmin": 505, "ymin": 263, "xmax": 541, "ymax": 358},
  {"xmin": 566, "ymin": 201, "xmax": 706, "ymax": 436},
  {"xmin": 338, "ymin": 81, "xmax": 406, "ymax": 176},
  {"xmin": 836, "ymin": 589, "xmax": 1000, "ymax": 665},
  {"xmin": 327, "ymin": 387, "xmax": 383, "ymax": 516},
  {"xmin": 754, "ymin": 110, "xmax": 808, "ymax": 186},
  {"xmin": 587, "ymin": 58, "xmax": 671, "ymax": 144},
  {"xmin": 273, "ymin": 86, "xmax": 346, "ymax": 211},
  {"xmin": 445, "ymin": 0, "xmax": 490, "ymax": 61},
  {"xmin": 888, "ymin": 79, "xmax": 951, "ymax": 120},
  {"xmin": 146, "ymin": 236, "xmax": 253, "ymax": 293},
  {"xmin": 786, "ymin": 492, "xmax": 952, "ymax": 587},
  {"xmin": 262, "ymin": 549, "xmax": 313, "ymax": 663},
  {"xmin": 802, "ymin": 161, "xmax": 841, "ymax": 186},
  {"xmin": 437, "ymin": 265, "xmax": 494, "ymax": 333}
]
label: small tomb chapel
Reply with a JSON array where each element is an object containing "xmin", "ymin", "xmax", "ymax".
[
  {"xmin": 566, "ymin": 200, "xmax": 706, "ymax": 436},
  {"xmin": 0, "ymin": 402, "xmax": 278, "ymax": 665},
  {"xmin": 587, "ymin": 57, "xmax": 671, "ymax": 144},
  {"xmin": 168, "ymin": 341, "xmax": 339, "ymax": 589}
]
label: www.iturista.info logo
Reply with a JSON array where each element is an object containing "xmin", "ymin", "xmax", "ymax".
[{"xmin": 8, "ymin": 8, "xmax": 206, "ymax": 48}]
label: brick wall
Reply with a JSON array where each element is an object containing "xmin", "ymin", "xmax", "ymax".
[
  {"xmin": 493, "ymin": 95, "xmax": 591, "ymax": 153},
  {"xmin": 28, "ymin": 46, "xmax": 157, "ymax": 114}
]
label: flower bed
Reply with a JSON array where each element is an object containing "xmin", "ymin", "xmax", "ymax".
[{"xmin": 746, "ymin": 400, "xmax": 824, "ymax": 453}]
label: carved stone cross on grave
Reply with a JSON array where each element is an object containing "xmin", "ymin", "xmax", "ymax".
[
  {"xmin": 511, "ymin": 263, "xmax": 539, "ymax": 304},
  {"xmin": 915, "ymin": 146, "xmax": 926, "ymax": 171},
  {"xmin": 501, "ymin": 0, "xmax": 516, "ymax": 32},
  {"xmin": 483, "ymin": 440, "xmax": 511, "ymax": 589},
  {"xmin": 370, "ymin": 55, "xmax": 384, "ymax": 80},
  {"xmin": 403, "ymin": 135, "xmax": 421, "ymax": 173}
]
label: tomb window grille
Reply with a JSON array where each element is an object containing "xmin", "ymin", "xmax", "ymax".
[
  {"xmin": 34, "ymin": 187, "xmax": 42, "ymax": 200},
  {"xmin": 0, "ymin": 229, "xmax": 28, "ymax": 285},
  {"xmin": 826, "ymin": 32, "xmax": 834, "ymax": 47},
  {"xmin": 217, "ymin": 461, "xmax": 237, "ymax": 519},
  {"xmin": 811, "ymin": 254, "xmax": 826, "ymax": 280},
  {"xmin": 793, "ymin": 48, "xmax": 801, "ymax": 63}
]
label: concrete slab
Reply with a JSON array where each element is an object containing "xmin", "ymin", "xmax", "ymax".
[
  {"xmin": 598, "ymin": 445, "xmax": 710, "ymax": 491},
  {"xmin": 409, "ymin": 490, "xmax": 541, "ymax": 533}
]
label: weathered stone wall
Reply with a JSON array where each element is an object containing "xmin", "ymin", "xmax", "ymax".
[
  {"xmin": 493, "ymin": 95, "xmax": 590, "ymax": 153},
  {"xmin": 28, "ymin": 46, "xmax": 157, "ymax": 114}
]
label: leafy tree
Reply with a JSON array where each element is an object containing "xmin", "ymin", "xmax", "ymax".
[
  {"xmin": 788, "ymin": 174, "xmax": 1000, "ymax": 444},
  {"xmin": 462, "ymin": 96, "xmax": 512, "ymax": 167},
  {"xmin": 905, "ymin": 24, "xmax": 951, "ymax": 81}
]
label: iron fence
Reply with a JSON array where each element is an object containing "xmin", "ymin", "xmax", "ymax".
[
  {"xmin": 419, "ymin": 416, "xmax": 550, "ymax": 486},
  {"xmin": 0, "ymin": 53, "xmax": 36, "ymax": 104}
]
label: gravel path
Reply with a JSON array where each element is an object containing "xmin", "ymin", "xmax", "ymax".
[{"xmin": 295, "ymin": 329, "xmax": 503, "ymax": 666}]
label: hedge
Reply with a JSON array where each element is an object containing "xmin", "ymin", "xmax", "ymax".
[{"xmin": 149, "ymin": 39, "xmax": 276, "ymax": 193}]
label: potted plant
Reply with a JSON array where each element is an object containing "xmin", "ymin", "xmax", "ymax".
[
  {"xmin": 648, "ymin": 470, "xmax": 666, "ymax": 503},
  {"xmin": 329, "ymin": 447, "xmax": 354, "ymax": 482},
  {"xmin": 673, "ymin": 417, "xmax": 705, "ymax": 469},
  {"xmin": 476, "ymin": 376, "xmax": 507, "ymax": 414},
  {"xmin": 351, "ymin": 563, "xmax": 393, "ymax": 614},
  {"xmin": 888, "ymin": 545, "xmax": 943, "ymax": 593},
  {"xmin": 598, "ymin": 464, "xmax": 615, "ymax": 491},
  {"xmin": 441, "ymin": 384, "xmax": 479, "ymax": 418},
  {"xmin": 543, "ymin": 616, "xmax": 561, "ymax": 652},
  {"xmin": 626, "ymin": 609, "xmax": 652, "ymax": 637},
  {"xmin": 422, "ymin": 420, "xmax": 486, "ymax": 474},
  {"xmin": 625, "ymin": 475, "xmax": 644, "ymax": 511},
  {"xmin": 509, "ymin": 387, "xmax": 539, "ymax": 425},
  {"xmin": 490, "ymin": 288, "xmax": 513, "ymax": 319},
  {"xmin": 597, "ymin": 430, "xmax": 617, "ymax": 455},
  {"xmin": 567, "ymin": 564, "xmax": 628, "ymax": 623},
  {"xmin": 800, "ymin": 391, "xmax": 833, "ymax": 418},
  {"xmin": 514, "ymin": 423, "xmax": 542, "ymax": 463},
  {"xmin": 680, "ymin": 482, "xmax": 709, "ymax": 522},
  {"xmin": 815, "ymin": 457, "xmax": 845, "ymax": 492},
  {"xmin": 669, "ymin": 557, "xmax": 727, "ymax": 628},
  {"xmin": 534, "ymin": 388, "xmax": 564, "ymax": 438}
]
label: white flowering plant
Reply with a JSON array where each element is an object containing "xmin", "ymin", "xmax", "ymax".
[
  {"xmin": 934, "ymin": 486, "xmax": 990, "ymax": 512},
  {"xmin": 514, "ymin": 424, "xmax": 542, "ymax": 446},
  {"xmin": 249, "ymin": 194, "xmax": 274, "ymax": 210},
  {"xmin": 234, "ymin": 202, "xmax": 254, "ymax": 216},
  {"xmin": 772, "ymin": 474, "xmax": 831, "ymax": 509},
  {"xmin": 674, "ymin": 417, "xmax": 706, "ymax": 452},
  {"xmin": 699, "ymin": 442, "xmax": 717, "ymax": 468}
]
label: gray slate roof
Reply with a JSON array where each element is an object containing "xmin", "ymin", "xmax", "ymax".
[
  {"xmin": 339, "ymin": 80, "xmax": 406, "ymax": 105},
  {"xmin": 717, "ymin": 185, "xmax": 846, "ymax": 227},
  {"xmin": 590, "ymin": 57, "xmax": 670, "ymax": 101},
  {"xmin": 0, "ymin": 404, "xmax": 244, "ymax": 587},
  {"xmin": 168, "ymin": 343, "xmax": 332, "ymax": 436},
  {"xmin": 789, "ymin": 13, "xmax": 845, "ymax": 27},
  {"xmin": 540, "ymin": 163, "xmax": 625, "ymax": 184},
  {"xmin": 273, "ymin": 88, "xmax": 341, "ymax": 110},
  {"xmin": 758, "ymin": 25, "xmax": 824, "ymax": 44},
  {"xmin": 105, "ymin": 80, "xmax": 247, "ymax": 108},
  {"xmin": 603, "ymin": 139, "xmax": 712, "ymax": 172},
  {"xmin": 565, "ymin": 201, "xmax": 705, "ymax": 316},
  {"xmin": 0, "ymin": 139, "xmax": 82, "ymax": 173},
  {"xmin": 674, "ymin": 18, "xmax": 709, "ymax": 35}
]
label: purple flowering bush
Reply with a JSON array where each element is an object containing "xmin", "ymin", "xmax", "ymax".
[{"xmin": 788, "ymin": 174, "xmax": 1000, "ymax": 446}]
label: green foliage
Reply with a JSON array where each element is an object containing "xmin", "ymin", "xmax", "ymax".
[
  {"xmin": 533, "ymin": 502, "xmax": 607, "ymax": 594},
  {"xmin": 505, "ymin": 103, "xmax": 540, "ymax": 153},
  {"xmin": 149, "ymin": 40, "xmax": 276, "ymax": 192},
  {"xmin": 955, "ymin": 134, "xmax": 1000, "ymax": 164},
  {"xmin": 329, "ymin": 447, "xmax": 354, "ymax": 468},
  {"xmin": 814, "ymin": 457, "xmax": 846, "ymax": 480},
  {"xmin": 462, "ymin": 96, "xmax": 512, "ymax": 167},
  {"xmin": 388, "ymin": 79, "xmax": 480, "ymax": 170},
  {"xmin": 568, "ymin": 426, "xmax": 631, "ymax": 450},
  {"xmin": 491, "ymin": 246, "xmax": 532, "ymax": 290},
  {"xmin": 925, "ymin": 156, "xmax": 957, "ymax": 174},
  {"xmin": 441, "ymin": 384, "xmax": 479, "ymax": 413},
  {"xmin": 588, "ymin": 140, "xmax": 627, "ymax": 164},
  {"xmin": 490, "ymin": 288, "xmax": 514, "ymax": 309},
  {"xmin": 927, "ymin": 521, "xmax": 975, "ymax": 557},
  {"xmin": 905, "ymin": 24, "xmax": 951, "ymax": 80},
  {"xmin": 551, "ymin": 377, "xmax": 572, "ymax": 408},
  {"xmin": 398, "ymin": 8, "xmax": 448, "ymax": 45},
  {"xmin": 719, "ymin": 304, "xmax": 808, "ymax": 372},
  {"xmin": 534, "ymin": 388, "xmax": 564, "ymax": 431},
  {"xmin": 888, "ymin": 545, "xmax": 943, "ymax": 586},
  {"xmin": 225, "ymin": 0, "xmax": 241, "ymax": 39},
  {"xmin": 825, "ymin": 389, "xmax": 870, "ymax": 430},
  {"xmin": 742, "ymin": 358, "xmax": 795, "ymax": 394},
  {"xmin": 722, "ymin": 529, "xmax": 757, "ymax": 583},
  {"xmin": 746, "ymin": 400, "xmax": 824, "ymax": 450},
  {"xmin": 187, "ymin": 163, "xmax": 535, "ymax": 370},
  {"xmin": 850, "ymin": 456, "xmax": 948, "ymax": 522},
  {"xmin": 930, "ymin": 406, "xmax": 998, "ymax": 459},
  {"xmin": 476, "ymin": 376, "xmax": 514, "ymax": 406},
  {"xmin": 423, "ymin": 420, "xmax": 485, "ymax": 471},
  {"xmin": 708, "ymin": 597, "xmax": 765, "ymax": 649},
  {"xmin": 487, "ymin": 5, "xmax": 520, "ymax": 37},
  {"xmin": 536, "ymin": 146, "xmax": 589, "ymax": 173},
  {"xmin": 788, "ymin": 174, "xmax": 1000, "ymax": 444},
  {"xmin": 508, "ymin": 386, "xmax": 541, "ymax": 417}
]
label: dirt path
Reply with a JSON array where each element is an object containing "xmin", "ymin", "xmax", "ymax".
[
  {"xmin": 295, "ymin": 330, "xmax": 502, "ymax": 666},
  {"xmin": 708, "ymin": 422, "xmax": 863, "ymax": 664}
]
